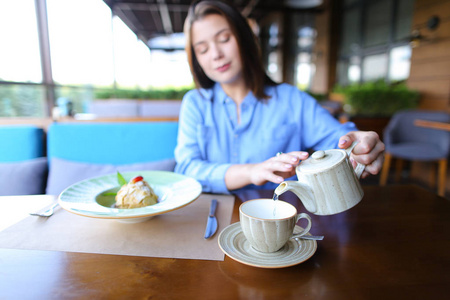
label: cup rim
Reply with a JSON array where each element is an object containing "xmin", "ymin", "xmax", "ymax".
[{"xmin": 239, "ymin": 199, "xmax": 296, "ymax": 221}]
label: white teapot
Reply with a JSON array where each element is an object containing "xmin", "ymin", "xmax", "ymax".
[{"xmin": 274, "ymin": 143, "xmax": 365, "ymax": 216}]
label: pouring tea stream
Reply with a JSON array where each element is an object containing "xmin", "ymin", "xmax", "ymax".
[{"xmin": 274, "ymin": 142, "xmax": 366, "ymax": 216}]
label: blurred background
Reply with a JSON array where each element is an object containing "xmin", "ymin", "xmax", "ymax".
[
  {"xmin": 0, "ymin": 0, "xmax": 449, "ymax": 196},
  {"xmin": 1, "ymin": 0, "xmax": 449, "ymax": 117}
]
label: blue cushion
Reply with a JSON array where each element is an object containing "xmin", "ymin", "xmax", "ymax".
[
  {"xmin": 0, "ymin": 157, "xmax": 48, "ymax": 195},
  {"xmin": 46, "ymin": 157, "xmax": 176, "ymax": 195},
  {"xmin": 384, "ymin": 110, "xmax": 450, "ymax": 159},
  {"xmin": 388, "ymin": 143, "xmax": 446, "ymax": 161},
  {"xmin": 0, "ymin": 126, "xmax": 44, "ymax": 162},
  {"xmin": 47, "ymin": 122, "xmax": 178, "ymax": 164}
]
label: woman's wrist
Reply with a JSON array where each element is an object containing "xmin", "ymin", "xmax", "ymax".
[{"xmin": 224, "ymin": 163, "xmax": 255, "ymax": 190}]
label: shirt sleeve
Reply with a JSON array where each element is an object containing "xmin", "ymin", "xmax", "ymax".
[
  {"xmin": 174, "ymin": 91, "xmax": 232, "ymax": 194},
  {"xmin": 298, "ymin": 91, "xmax": 357, "ymax": 150}
]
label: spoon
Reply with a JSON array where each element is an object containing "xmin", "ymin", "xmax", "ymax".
[
  {"xmin": 292, "ymin": 235, "xmax": 324, "ymax": 241},
  {"xmin": 29, "ymin": 203, "xmax": 59, "ymax": 217}
]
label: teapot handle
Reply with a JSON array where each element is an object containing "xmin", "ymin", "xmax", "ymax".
[{"xmin": 345, "ymin": 141, "xmax": 366, "ymax": 179}]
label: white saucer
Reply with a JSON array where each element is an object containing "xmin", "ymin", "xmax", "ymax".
[{"xmin": 218, "ymin": 222, "xmax": 317, "ymax": 269}]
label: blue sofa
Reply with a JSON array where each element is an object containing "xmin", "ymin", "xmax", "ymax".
[
  {"xmin": 47, "ymin": 122, "xmax": 178, "ymax": 164},
  {"xmin": 0, "ymin": 126, "xmax": 47, "ymax": 195},
  {"xmin": 0, "ymin": 125, "xmax": 45, "ymax": 162},
  {"xmin": 0, "ymin": 122, "xmax": 179, "ymax": 196}
]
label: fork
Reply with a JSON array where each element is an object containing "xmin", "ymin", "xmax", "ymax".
[{"xmin": 29, "ymin": 202, "xmax": 59, "ymax": 217}]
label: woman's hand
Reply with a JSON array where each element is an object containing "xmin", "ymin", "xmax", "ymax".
[
  {"xmin": 248, "ymin": 151, "xmax": 309, "ymax": 186},
  {"xmin": 338, "ymin": 131, "xmax": 385, "ymax": 178},
  {"xmin": 224, "ymin": 151, "xmax": 308, "ymax": 190}
]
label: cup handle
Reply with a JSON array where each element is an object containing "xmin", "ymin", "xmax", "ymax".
[
  {"xmin": 345, "ymin": 141, "xmax": 366, "ymax": 179},
  {"xmin": 291, "ymin": 213, "xmax": 312, "ymax": 239}
]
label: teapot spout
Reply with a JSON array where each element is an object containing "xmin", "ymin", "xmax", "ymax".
[{"xmin": 274, "ymin": 181, "xmax": 317, "ymax": 214}]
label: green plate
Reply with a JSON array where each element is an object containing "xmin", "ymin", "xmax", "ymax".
[{"xmin": 58, "ymin": 171, "xmax": 202, "ymax": 223}]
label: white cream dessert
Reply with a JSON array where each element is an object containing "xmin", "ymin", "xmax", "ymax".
[{"xmin": 115, "ymin": 176, "xmax": 158, "ymax": 209}]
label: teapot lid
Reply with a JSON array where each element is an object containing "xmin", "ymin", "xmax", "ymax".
[{"xmin": 297, "ymin": 149, "xmax": 345, "ymax": 173}]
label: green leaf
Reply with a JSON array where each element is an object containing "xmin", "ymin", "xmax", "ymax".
[
  {"xmin": 117, "ymin": 171, "xmax": 127, "ymax": 186},
  {"xmin": 102, "ymin": 192, "xmax": 118, "ymax": 196}
]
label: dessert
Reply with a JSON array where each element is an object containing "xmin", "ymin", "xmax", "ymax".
[{"xmin": 115, "ymin": 175, "xmax": 158, "ymax": 209}]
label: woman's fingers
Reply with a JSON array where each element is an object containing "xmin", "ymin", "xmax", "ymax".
[
  {"xmin": 270, "ymin": 152, "xmax": 306, "ymax": 176},
  {"xmin": 355, "ymin": 140, "xmax": 385, "ymax": 165},
  {"xmin": 268, "ymin": 151, "xmax": 307, "ymax": 182},
  {"xmin": 361, "ymin": 151, "xmax": 385, "ymax": 177},
  {"xmin": 274, "ymin": 151, "xmax": 308, "ymax": 164},
  {"xmin": 339, "ymin": 131, "xmax": 379, "ymax": 153},
  {"xmin": 339, "ymin": 131, "xmax": 385, "ymax": 177},
  {"xmin": 251, "ymin": 165, "xmax": 285, "ymax": 185},
  {"xmin": 251, "ymin": 151, "xmax": 308, "ymax": 186},
  {"xmin": 350, "ymin": 137, "xmax": 385, "ymax": 176}
]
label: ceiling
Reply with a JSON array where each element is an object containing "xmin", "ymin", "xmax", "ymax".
[{"xmin": 103, "ymin": 0, "xmax": 324, "ymax": 50}]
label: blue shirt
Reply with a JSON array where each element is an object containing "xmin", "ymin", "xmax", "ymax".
[{"xmin": 175, "ymin": 83, "xmax": 357, "ymax": 194}]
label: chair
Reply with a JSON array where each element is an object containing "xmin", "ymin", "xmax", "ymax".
[{"xmin": 380, "ymin": 110, "xmax": 450, "ymax": 197}]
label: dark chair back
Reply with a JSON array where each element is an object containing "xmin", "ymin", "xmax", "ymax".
[{"xmin": 384, "ymin": 110, "xmax": 450, "ymax": 156}]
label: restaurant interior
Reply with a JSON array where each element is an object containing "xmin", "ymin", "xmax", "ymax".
[
  {"xmin": 1, "ymin": 0, "xmax": 448, "ymax": 197},
  {"xmin": 1, "ymin": 1, "xmax": 449, "ymax": 298}
]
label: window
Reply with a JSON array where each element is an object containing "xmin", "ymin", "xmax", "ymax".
[
  {"xmin": 363, "ymin": 0, "xmax": 391, "ymax": 48},
  {"xmin": 266, "ymin": 23, "xmax": 283, "ymax": 83},
  {"xmin": 295, "ymin": 26, "xmax": 316, "ymax": 89},
  {"xmin": 348, "ymin": 56, "xmax": 362, "ymax": 83},
  {"xmin": 389, "ymin": 45, "xmax": 411, "ymax": 81},
  {"xmin": 0, "ymin": 0, "xmax": 193, "ymax": 117},
  {"xmin": 0, "ymin": 0, "xmax": 46, "ymax": 117},
  {"xmin": 0, "ymin": 85, "xmax": 46, "ymax": 117},
  {"xmin": 0, "ymin": 0, "xmax": 42, "ymax": 83},
  {"xmin": 337, "ymin": 0, "xmax": 415, "ymax": 85},
  {"xmin": 47, "ymin": 0, "xmax": 114, "ymax": 86},
  {"xmin": 362, "ymin": 53, "xmax": 388, "ymax": 81},
  {"xmin": 395, "ymin": 0, "xmax": 415, "ymax": 41},
  {"xmin": 260, "ymin": 12, "xmax": 316, "ymax": 88},
  {"xmin": 296, "ymin": 52, "xmax": 315, "ymax": 90},
  {"xmin": 340, "ymin": 8, "xmax": 360, "ymax": 55}
]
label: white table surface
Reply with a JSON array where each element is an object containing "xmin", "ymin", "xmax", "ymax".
[{"xmin": 0, "ymin": 195, "xmax": 56, "ymax": 231}]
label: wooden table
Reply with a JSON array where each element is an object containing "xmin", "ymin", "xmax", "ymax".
[{"xmin": 1, "ymin": 185, "xmax": 449, "ymax": 299}]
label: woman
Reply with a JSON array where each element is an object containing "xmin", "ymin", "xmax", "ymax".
[{"xmin": 175, "ymin": 0, "xmax": 384, "ymax": 194}]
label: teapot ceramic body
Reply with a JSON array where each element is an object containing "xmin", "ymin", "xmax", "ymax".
[{"xmin": 274, "ymin": 143, "xmax": 365, "ymax": 216}]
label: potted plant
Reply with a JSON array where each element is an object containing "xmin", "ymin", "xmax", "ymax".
[
  {"xmin": 333, "ymin": 80, "xmax": 420, "ymax": 138},
  {"xmin": 89, "ymin": 86, "xmax": 193, "ymax": 118},
  {"xmin": 94, "ymin": 87, "xmax": 192, "ymax": 100}
]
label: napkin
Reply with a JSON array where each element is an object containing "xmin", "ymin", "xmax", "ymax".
[{"xmin": 0, "ymin": 194, "xmax": 234, "ymax": 261}]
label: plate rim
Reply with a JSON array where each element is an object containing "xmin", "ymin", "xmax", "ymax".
[
  {"xmin": 58, "ymin": 170, "xmax": 202, "ymax": 220},
  {"xmin": 218, "ymin": 222, "xmax": 317, "ymax": 269}
]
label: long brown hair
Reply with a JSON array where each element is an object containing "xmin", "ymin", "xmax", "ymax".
[{"xmin": 184, "ymin": 0, "xmax": 276, "ymax": 99}]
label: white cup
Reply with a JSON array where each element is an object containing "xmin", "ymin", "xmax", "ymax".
[{"xmin": 239, "ymin": 199, "xmax": 312, "ymax": 253}]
